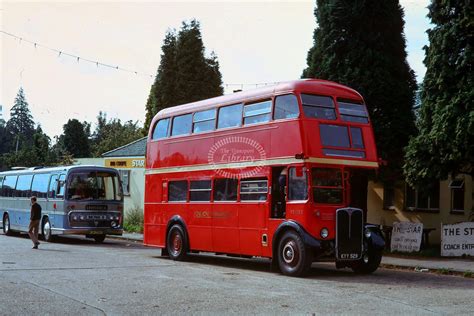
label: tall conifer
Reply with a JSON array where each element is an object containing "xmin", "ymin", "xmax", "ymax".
[
  {"xmin": 144, "ymin": 20, "xmax": 223, "ymax": 132},
  {"xmin": 303, "ymin": 0, "xmax": 417, "ymax": 181},
  {"xmin": 404, "ymin": 0, "xmax": 473, "ymax": 187},
  {"xmin": 6, "ymin": 87, "xmax": 36, "ymax": 151}
]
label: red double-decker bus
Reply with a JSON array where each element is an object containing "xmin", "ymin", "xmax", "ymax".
[{"xmin": 144, "ymin": 79, "xmax": 385, "ymax": 277}]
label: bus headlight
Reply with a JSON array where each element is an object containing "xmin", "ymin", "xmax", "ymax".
[
  {"xmin": 365, "ymin": 229, "xmax": 372, "ymax": 238},
  {"xmin": 320, "ymin": 228, "xmax": 329, "ymax": 239}
]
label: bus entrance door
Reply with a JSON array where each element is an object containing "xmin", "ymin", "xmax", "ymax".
[{"xmin": 271, "ymin": 167, "xmax": 286, "ymax": 218}]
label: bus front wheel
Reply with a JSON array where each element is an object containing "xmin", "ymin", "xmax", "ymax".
[
  {"xmin": 167, "ymin": 224, "xmax": 188, "ymax": 261},
  {"xmin": 277, "ymin": 230, "xmax": 312, "ymax": 277},
  {"xmin": 3, "ymin": 213, "xmax": 13, "ymax": 236},
  {"xmin": 351, "ymin": 251, "xmax": 382, "ymax": 274}
]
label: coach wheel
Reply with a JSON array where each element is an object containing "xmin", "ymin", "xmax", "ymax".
[
  {"xmin": 277, "ymin": 230, "xmax": 312, "ymax": 277},
  {"xmin": 167, "ymin": 224, "xmax": 188, "ymax": 261},
  {"xmin": 42, "ymin": 218, "xmax": 54, "ymax": 242},
  {"xmin": 3, "ymin": 213, "xmax": 13, "ymax": 236},
  {"xmin": 351, "ymin": 250, "xmax": 382, "ymax": 274},
  {"xmin": 93, "ymin": 234, "xmax": 106, "ymax": 243}
]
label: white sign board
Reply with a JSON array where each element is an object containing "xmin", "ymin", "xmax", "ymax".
[
  {"xmin": 441, "ymin": 222, "xmax": 474, "ymax": 257},
  {"xmin": 390, "ymin": 221, "xmax": 423, "ymax": 253}
]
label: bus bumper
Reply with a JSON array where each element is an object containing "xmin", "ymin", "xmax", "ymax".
[{"xmin": 51, "ymin": 227, "xmax": 123, "ymax": 236}]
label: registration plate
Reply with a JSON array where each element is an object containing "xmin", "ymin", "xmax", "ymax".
[
  {"xmin": 88, "ymin": 231, "xmax": 103, "ymax": 235},
  {"xmin": 339, "ymin": 253, "xmax": 360, "ymax": 260}
]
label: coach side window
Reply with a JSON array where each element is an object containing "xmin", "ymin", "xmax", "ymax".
[
  {"xmin": 16, "ymin": 174, "xmax": 33, "ymax": 198},
  {"xmin": 57, "ymin": 174, "xmax": 66, "ymax": 198},
  {"xmin": 193, "ymin": 109, "xmax": 216, "ymax": 133},
  {"xmin": 1, "ymin": 175, "xmax": 18, "ymax": 197},
  {"xmin": 168, "ymin": 180, "xmax": 188, "ymax": 202},
  {"xmin": 48, "ymin": 175, "xmax": 59, "ymax": 198},
  {"xmin": 171, "ymin": 114, "xmax": 192, "ymax": 136},
  {"xmin": 218, "ymin": 104, "xmax": 243, "ymax": 129},
  {"xmin": 213, "ymin": 178, "xmax": 238, "ymax": 201},
  {"xmin": 274, "ymin": 94, "xmax": 300, "ymax": 120},
  {"xmin": 31, "ymin": 173, "xmax": 50, "ymax": 199},
  {"xmin": 152, "ymin": 118, "xmax": 170, "ymax": 140}
]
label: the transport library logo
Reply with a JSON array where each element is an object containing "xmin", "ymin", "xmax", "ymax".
[{"xmin": 207, "ymin": 136, "xmax": 266, "ymax": 178}]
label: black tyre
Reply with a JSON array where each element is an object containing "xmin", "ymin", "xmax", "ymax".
[
  {"xmin": 3, "ymin": 213, "xmax": 13, "ymax": 236},
  {"xmin": 277, "ymin": 230, "xmax": 312, "ymax": 277},
  {"xmin": 93, "ymin": 234, "xmax": 106, "ymax": 243},
  {"xmin": 167, "ymin": 224, "xmax": 188, "ymax": 261},
  {"xmin": 42, "ymin": 217, "xmax": 55, "ymax": 242},
  {"xmin": 351, "ymin": 251, "xmax": 382, "ymax": 274}
]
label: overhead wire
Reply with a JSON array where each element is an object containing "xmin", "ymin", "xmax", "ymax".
[{"xmin": 1, "ymin": 30, "xmax": 282, "ymax": 89}]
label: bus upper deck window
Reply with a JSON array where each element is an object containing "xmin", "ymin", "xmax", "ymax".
[
  {"xmin": 171, "ymin": 114, "xmax": 192, "ymax": 136},
  {"xmin": 337, "ymin": 99, "xmax": 369, "ymax": 123},
  {"xmin": 152, "ymin": 118, "xmax": 170, "ymax": 140},
  {"xmin": 301, "ymin": 94, "xmax": 336, "ymax": 120},
  {"xmin": 274, "ymin": 94, "xmax": 299, "ymax": 120},
  {"xmin": 193, "ymin": 109, "xmax": 216, "ymax": 133},
  {"xmin": 218, "ymin": 104, "xmax": 243, "ymax": 129},
  {"xmin": 244, "ymin": 100, "xmax": 272, "ymax": 125}
]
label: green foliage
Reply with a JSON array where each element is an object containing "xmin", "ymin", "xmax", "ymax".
[
  {"xmin": 0, "ymin": 119, "xmax": 9, "ymax": 156},
  {"xmin": 404, "ymin": 0, "xmax": 474, "ymax": 188},
  {"xmin": 144, "ymin": 20, "xmax": 224, "ymax": 133},
  {"xmin": 0, "ymin": 88, "xmax": 58, "ymax": 170},
  {"xmin": 91, "ymin": 112, "xmax": 143, "ymax": 157},
  {"xmin": 303, "ymin": 0, "xmax": 417, "ymax": 181},
  {"xmin": 59, "ymin": 119, "xmax": 91, "ymax": 159},
  {"xmin": 6, "ymin": 88, "xmax": 36, "ymax": 152},
  {"xmin": 123, "ymin": 208, "xmax": 144, "ymax": 233}
]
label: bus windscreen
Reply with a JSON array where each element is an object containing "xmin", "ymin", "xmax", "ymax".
[{"xmin": 67, "ymin": 171, "xmax": 121, "ymax": 201}]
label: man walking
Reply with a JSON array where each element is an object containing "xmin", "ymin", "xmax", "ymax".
[{"xmin": 28, "ymin": 196, "xmax": 42, "ymax": 249}]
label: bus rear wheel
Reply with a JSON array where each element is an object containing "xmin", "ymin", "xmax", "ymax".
[
  {"xmin": 167, "ymin": 224, "xmax": 188, "ymax": 261},
  {"xmin": 42, "ymin": 218, "xmax": 54, "ymax": 242},
  {"xmin": 3, "ymin": 213, "xmax": 13, "ymax": 236},
  {"xmin": 277, "ymin": 230, "xmax": 312, "ymax": 277}
]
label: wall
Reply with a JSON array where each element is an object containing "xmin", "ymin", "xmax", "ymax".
[
  {"xmin": 367, "ymin": 176, "xmax": 473, "ymax": 244},
  {"xmin": 104, "ymin": 157, "xmax": 145, "ymax": 216}
]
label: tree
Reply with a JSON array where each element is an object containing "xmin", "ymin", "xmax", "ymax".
[
  {"xmin": 60, "ymin": 119, "xmax": 91, "ymax": 158},
  {"xmin": 0, "ymin": 118, "xmax": 9, "ymax": 155},
  {"xmin": 91, "ymin": 112, "xmax": 143, "ymax": 156},
  {"xmin": 144, "ymin": 31, "xmax": 178, "ymax": 131},
  {"xmin": 144, "ymin": 20, "xmax": 224, "ymax": 132},
  {"xmin": 6, "ymin": 87, "xmax": 35, "ymax": 152},
  {"xmin": 302, "ymin": 0, "xmax": 417, "ymax": 181},
  {"xmin": 404, "ymin": 0, "xmax": 474, "ymax": 188}
]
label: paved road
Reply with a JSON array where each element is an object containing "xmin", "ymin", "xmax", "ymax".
[{"xmin": 1, "ymin": 233, "xmax": 473, "ymax": 315}]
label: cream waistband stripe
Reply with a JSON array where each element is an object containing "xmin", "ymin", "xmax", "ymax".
[{"xmin": 145, "ymin": 157, "xmax": 378, "ymax": 175}]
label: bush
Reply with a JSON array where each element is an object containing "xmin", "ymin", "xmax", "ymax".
[{"xmin": 123, "ymin": 208, "xmax": 143, "ymax": 233}]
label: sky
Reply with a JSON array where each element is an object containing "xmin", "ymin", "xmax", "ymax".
[{"xmin": 0, "ymin": 0, "xmax": 431, "ymax": 139}]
